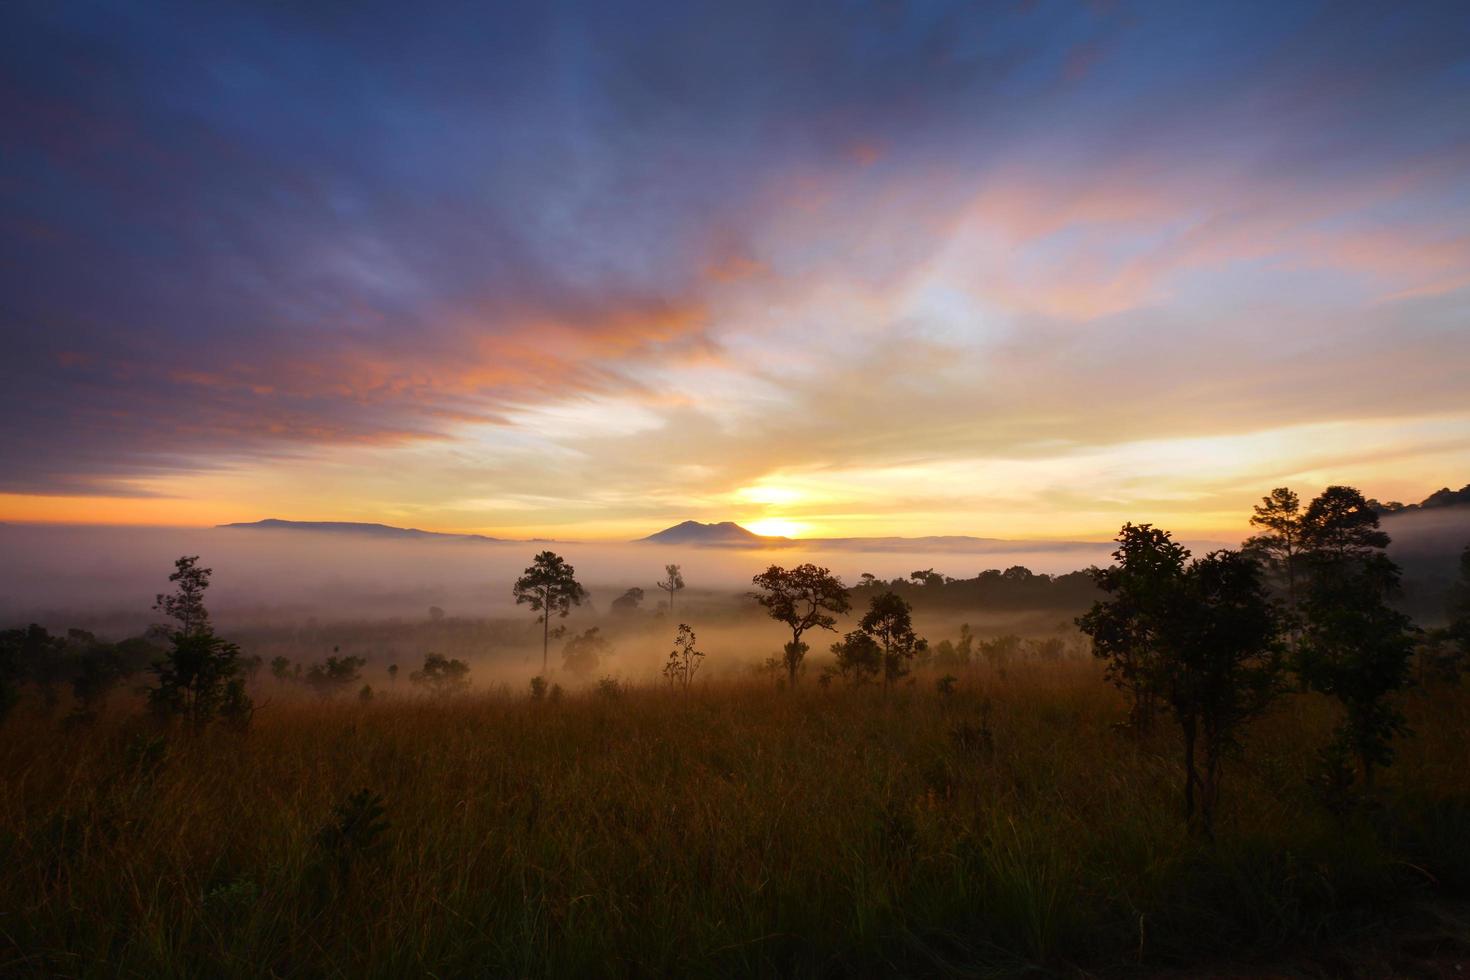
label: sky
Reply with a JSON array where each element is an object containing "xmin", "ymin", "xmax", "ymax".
[{"xmin": 2, "ymin": 0, "xmax": 1468, "ymax": 542}]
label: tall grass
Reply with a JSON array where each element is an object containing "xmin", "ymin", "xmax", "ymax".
[{"xmin": 1, "ymin": 663, "xmax": 1466, "ymax": 977}]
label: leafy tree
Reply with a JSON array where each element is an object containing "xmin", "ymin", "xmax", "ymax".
[
  {"xmin": 829, "ymin": 630, "xmax": 881, "ymax": 685},
  {"xmin": 530, "ymin": 675, "xmax": 548, "ymax": 700},
  {"xmin": 750, "ymin": 564, "xmax": 851, "ymax": 686},
  {"xmin": 657, "ymin": 564, "xmax": 686, "ymax": 616},
  {"xmin": 610, "ymin": 587, "xmax": 645, "ymax": 614},
  {"xmin": 513, "ymin": 551, "xmax": 588, "ymax": 674},
  {"xmin": 1077, "ymin": 524, "xmax": 1191, "ymax": 733},
  {"xmin": 387, "ymin": 663, "xmax": 399, "ymax": 684},
  {"xmin": 1298, "ymin": 553, "xmax": 1416, "ymax": 788},
  {"xmin": 859, "ymin": 591, "xmax": 926, "ymax": 692},
  {"xmin": 270, "ymin": 655, "xmax": 297, "ymax": 684},
  {"xmin": 1244, "ymin": 487, "xmax": 1305, "ymax": 619},
  {"xmin": 304, "ymin": 652, "xmax": 367, "ymax": 698},
  {"xmin": 146, "ymin": 556, "xmax": 252, "ymax": 729},
  {"xmin": 411, "ymin": 652, "xmax": 471, "ymax": 696},
  {"xmin": 562, "ymin": 627, "xmax": 611, "ymax": 678},
  {"xmin": 1293, "ymin": 485, "xmax": 1414, "ymax": 788},
  {"xmin": 909, "ymin": 568, "xmax": 945, "ymax": 588},
  {"xmin": 663, "ymin": 624, "xmax": 704, "ymax": 692},
  {"xmin": 1160, "ymin": 550, "xmax": 1284, "ymax": 836},
  {"xmin": 0, "ymin": 624, "xmax": 66, "ymax": 713},
  {"xmin": 1300, "ymin": 485, "xmax": 1389, "ymax": 563},
  {"xmin": 154, "ymin": 555, "xmax": 212, "ymax": 637}
]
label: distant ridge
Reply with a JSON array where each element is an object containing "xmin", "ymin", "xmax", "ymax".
[
  {"xmin": 218, "ymin": 519, "xmax": 508, "ymax": 542},
  {"xmin": 635, "ymin": 521, "xmax": 1128, "ymax": 554},
  {"xmin": 1370, "ymin": 483, "xmax": 1470, "ymax": 515},
  {"xmin": 636, "ymin": 520, "xmax": 777, "ymax": 546}
]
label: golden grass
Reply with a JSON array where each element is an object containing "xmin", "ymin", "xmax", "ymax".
[{"xmin": 1, "ymin": 663, "xmax": 1467, "ymax": 977}]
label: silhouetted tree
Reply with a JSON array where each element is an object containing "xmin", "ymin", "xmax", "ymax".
[
  {"xmin": 1298, "ymin": 554, "xmax": 1416, "ymax": 789},
  {"xmin": 750, "ymin": 564, "xmax": 851, "ymax": 686},
  {"xmin": 387, "ymin": 663, "xmax": 399, "ymax": 684},
  {"xmin": 410, "ymin": 652, "xmax": 471, "ymax": 696},
  {"xmin": 270, "ymin": 655, "xmax": 296, "ymax": 685},
  {"xmin": 1244, "ymin": 487, "xmax": 1304, "ymax": 621},
  {"xmin": 1077, "ymin": 524, "xmax": 1190, "ymax": 733},
  {"xmin": 664, "ymin": 623, "xmax": 704, "ymax": 692},
  {"xmin": 859, "ymin": 591, "xmax": 926, "ymax": 692},
  {"xmin": 657, "ymin": 564, "xmax": 685, "ymax": 616},
  {"xmin": 1160, "ymin": 550, "xmax": 1284, "ymax": 836},
  {"xmin": 562, "ymin": 627, "xmax": 611, "ymax": 678},
  {"xmin": 513, "ymin": 551, "xmax": 588, "ymax": 674},
  {"xmin": 305, "ymin": 652, "xmax": 367, "ymax": 698},
  {"xmin": 1300, "ymin": 485, "xmax": 1390, "ymax": 563},
  {"xmin": 610, "ymin": 587, "xmax": 645, "ymax": 614},
  {"xmin": 829, "ymin": 630, "xmax": 881, "ymax": 685},
  {"xmin": 146, "ymin": 556, "xmax": 252, "ymax": 729}
]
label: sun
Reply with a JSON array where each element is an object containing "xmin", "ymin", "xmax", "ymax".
[{"xmin": 743, "ymin": 517, "xmax": 809, "ymax": 538}]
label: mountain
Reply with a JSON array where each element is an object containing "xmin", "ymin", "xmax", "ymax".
[
  {"xmin": 1370, "ymin": 483, "xmax": 1470, "ymax": 515},
  {"xmin": 636, "ymin": 520, "xmax": 778, "ymax": 546},
  {"xmin": 218, "ymin": 519, "xmax": 505, "ymax": 542}
]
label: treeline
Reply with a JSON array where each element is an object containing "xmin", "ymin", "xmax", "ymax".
[{"xmin": 851, "ymin": 565, "xmax": 1098, "ymax": 612}]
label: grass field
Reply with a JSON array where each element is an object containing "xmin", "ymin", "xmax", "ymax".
[{"xmin": 2, "ymin": 663, "xmax": 1468, "ymax": 977}]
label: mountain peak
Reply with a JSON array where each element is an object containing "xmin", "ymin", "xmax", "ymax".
[{"xmin": 636, "ymin": 520, "xmax": 779, "ymax": 546}]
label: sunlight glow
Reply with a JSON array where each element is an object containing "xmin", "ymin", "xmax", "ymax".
[{"xmin": 743, "ymin": 517, "xmax": 809, "ymax": 538}]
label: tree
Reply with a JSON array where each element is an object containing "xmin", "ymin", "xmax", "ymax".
[
  {"xmin": 410, "ymin": 653, "xmax": 471, "ymax": 696},
  {"xmin": 1160, "ymin": 550, "xmax": 1284, "ymax": 836},
  {"xmin": 656, "ymin": 565, "xmax": 685, "ymax": 616},
  {"xmin": 155, "ymin": 555, "xmax": 212, "ymax": 637},
  {"xmin": 610, "ymin": 587, "xmax": 645, "ymax": 614},
  {"xmin": 562, "ymin": 627, "xmax": 611, "ymax": 678},
  {"xmin": 829, "ymin": 630, "xmax": 881, "ymax": 685},
  {"xmin": 663, "ymin": 624, "xmax": 704, "ymax": 692},
  {"xmin": 1244, "ymin": 487, "xmax": 1304, "ymax": 617},
  {"xmin": 1300, "ymin": 485, "xmax": 1389, "ymax": 563},
  {"xmin": 858, "ymin": 591, "xmax": 926, "ymax": 692},
  {"xmin": 1294, "ymin": 485, "xmax": 1414, "ymax": 788},
  {"xmin": 1076, "ymin": 524, "xmax": 1191, "ymax": 733},
  {"xmin": 1298, "ymin": 553, "xmax": 1416, "ymax": 788},
  {"xmin": 304, "ymin": 651, "xmax": 367, "ymax": 698},
  {"xmin": 750, "ymin": 563, "xmax": 851, "ymax": 686},
  {"xmin": 270, "ymin": 655, "xmax": 296, "ymax": 685},
  {"xmin": 513, "ymin": 551, "xmax": 588, "ymax": 674},
  {"xmin": 146, "ymin": 556, "xmax": 252, "ymax": 729}
]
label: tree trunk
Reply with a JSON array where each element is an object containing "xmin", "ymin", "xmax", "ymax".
[{"xmin": 542, "ymin": 608, "xmax": 549, "ymax": 676}]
